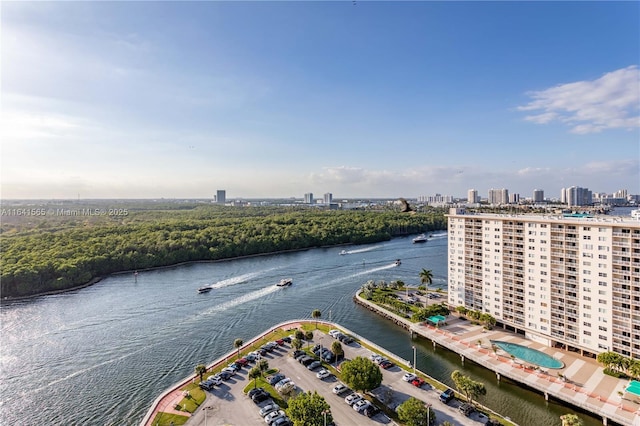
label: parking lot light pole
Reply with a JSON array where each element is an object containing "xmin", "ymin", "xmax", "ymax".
[
  {"xmin": 412, "ymin": 346, "xmax": 416, "ymax": 374},
  {"xmin": 203, "ymin": 406, "xmax": 213, "ymax": 426}
]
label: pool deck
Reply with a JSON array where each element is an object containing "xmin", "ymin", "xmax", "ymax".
[{"xmin": 355, "ymin": 293, "xmax": 640, "ymax": 426}]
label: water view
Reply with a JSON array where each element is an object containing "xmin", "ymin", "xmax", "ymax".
[{"xmin": 1, "ymin": 234, "xmax": 601, "ymax": 425}]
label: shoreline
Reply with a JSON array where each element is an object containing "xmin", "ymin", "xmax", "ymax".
[{"xmin": 1, "ymin": 243, "xmax": 357, "ymax": 303}]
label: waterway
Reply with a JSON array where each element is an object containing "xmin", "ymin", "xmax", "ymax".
[{"xmin": 0, "ymin": 232, "xmax": 601, "ymax": 426}]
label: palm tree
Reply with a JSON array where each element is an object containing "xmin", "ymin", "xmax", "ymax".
[
  {"xmin": 258, "ymin": 359, "xmax": 269, "ymax": 376},
  {"xmin": 249, "ymin": 366, "xmax": 261, "ymax": 389},
  {"xmin": 195, "ymin": 364, "xmax": 207, "ymax": 383},
  {"xmin": 312, "ymin": 309, "xmax": 321, "ymax": 329},
  {"xmin": 560, "ymin": 414, "xmax": 583, "ymax": 426},
  {"xmin": 419, "ymin": 268, "xmax": 433, "ymax": 286},
  {"xmin": 419, "ymin": 269, "xmax": 433, "ymax": 307},
  {"xmin": 233, "ymin": 338, "xmax": 243, "ymax": 359},
  {"xmin": 331, "ymin": 340, "xmax": 344, "ymax": 364}
]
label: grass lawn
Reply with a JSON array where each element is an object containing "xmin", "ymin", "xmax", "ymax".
[
  {"xmin": 149, "ymin": 412, "xmax": 189, "ymax": 426},
  {"xmin": 176, "ymin": 383, "xmax": 206, "ymax": 413}
]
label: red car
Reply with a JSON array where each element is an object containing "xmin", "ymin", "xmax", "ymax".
[
  {"xmin": 379, "ymin": 360, "xmax": 394, "ymax": 369},
  {"xmin": 236, "ymin": 358, "xmax": 249, "ymax": 366},
  {"xmin": 276, "ymin": 339, "xmax": 285, "ymax": 346},
  {"xmin": 411, "ymin": 377, "xmax": 425, "ymax": 388}
]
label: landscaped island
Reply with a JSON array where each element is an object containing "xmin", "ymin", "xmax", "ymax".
[{"xmin": 1, "ymin": 202, "xmax": 446, "ymax": 298}]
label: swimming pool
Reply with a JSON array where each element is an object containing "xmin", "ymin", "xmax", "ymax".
[
  {"xmin": 626, "ymin": 380, "xmax": 640, "ymax": 397},
  {"xmin": 428, "ymin": 315, "xmax": 447, "ymax": 325},
  {"xmin": 491, "ymin": 340, "xmax": 564, "ymax": 369}
]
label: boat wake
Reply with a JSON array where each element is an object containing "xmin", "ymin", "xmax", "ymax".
[
  {"xmin": 429, "ymin": 232, "xmax": 448, "ymax": 239},
  {"xmin": 210, "ymin": 270, "xmax": 272, "ymax": 289},
  {"xmin": 345, "ymin": 245, "xmax": 384, "ymax": 254},
  {"xmin": 199, "ymin": 285, "xmax": 280, "ymax": 316}
]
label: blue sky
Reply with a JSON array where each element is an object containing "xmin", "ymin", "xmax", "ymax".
[{"xmin": 2, "ymin": 1, "xmax": 639, "ymax": 200}]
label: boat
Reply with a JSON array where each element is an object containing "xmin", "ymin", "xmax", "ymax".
[
  {"xmin": 395, "ymin": 259, "xmax": 401, "ymax": 266},
  {"xmin": 412, "ymin": 234, "xmax": 428, "ymax": 243},
  {"xmin": 632, "ymin": 209, "xmax": 640, "ymax": 220},
  {"xmin": 197, "ymin": 286, "xmax": 212, "ymax": 294},
  {"xmin": 339, "ymin": 250, "xmax": 348, "ymax": 255},
  {"xmin": 276, "ymin": 278, "xmax": 293, "ymax": 287}
]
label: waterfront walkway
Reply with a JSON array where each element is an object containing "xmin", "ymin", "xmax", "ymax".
[{"xmin": 354, "ymin": 293, "xmax": 640, "ymax": 426}]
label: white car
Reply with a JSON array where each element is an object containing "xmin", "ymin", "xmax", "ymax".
[
  {"xmin": 329, "ymin": 329, "xmax": 341, "ymax": 337},
  {"xmin": 316, "ymin": 369, "xmax": 331, "ymax": 379},
  {"xmin": 264, "ymin": 410, "xmax": 286, "ymax": 424},
  {"xmin": 205, "ymin": 375, "xmax": 221, "ymax": 386},
  {"xmin": 345, "ymin": 393, "xmax": 363, "ymax": 406},
  {"xmin": 353, "ymin": 399, "xmax": 371, "ymax": 413},
  {"xmin": 259, "ymin": 403, "xmax": 280, "ymax": 417},
  {"xmin": 221, "ymin": 367, "xmax": 236, "ymax": 376},
  {"xmin": 277, "ymin": 382, "xmax": 296, "ymax": 394},
  {"xmin": 274, "ymin": 378, "xmax": 292, "ymax": 390},
  {"xmin": 402, "ymin": 373, "xmax": 417, "ymax": 382},
  {"xmin": 333, "ymin": 383, "xmax": 349, "ymax": 394}
]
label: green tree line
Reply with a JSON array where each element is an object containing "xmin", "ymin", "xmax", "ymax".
[{"xmin": 1, "ymin": 206, "xmax": 446, "ymax": 297}]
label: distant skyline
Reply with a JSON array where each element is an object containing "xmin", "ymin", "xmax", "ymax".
[{"xmin": 2, "ymin": 1, "xmax": 639, "ymax": 200}]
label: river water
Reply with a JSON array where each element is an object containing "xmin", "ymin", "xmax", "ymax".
[{"xmin": 0, "ymin": 233, "xmax": 601, "ymax": 426}]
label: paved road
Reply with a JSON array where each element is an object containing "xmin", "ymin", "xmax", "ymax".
[{"xmin": 186, "ymin": 330, "xmax": 488, "ymax": 426}]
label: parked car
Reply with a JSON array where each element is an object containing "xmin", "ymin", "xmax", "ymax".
[
  {"xmin": 292, "ymin": 350, "xmax": 305, "ymax": 358},
  {"xmin": 275, "ymin": 339, "xmax": 285, "ymax": 346},
  {"xmin": 227, "ymin": 362, "xmax": 242, "ymax": 371},
  {"xmin": 222, "ymin": 367, "xmax": 237, "ymax": 376},
  {"xmin": 379, "ymin": 360, "xmax": 393, "ymax": 369},
  {"xmin": 252, "ymin": 391, "xmax": 271, "ymax": 404},
  {"xmin": 245, "ymin": 353, "xmax": 257, "ymax": 362},
  {"xmin": 274, "ymin": 378, "xmax": 292, "ymax": 390},
  {"xmin": 321, "ymin": 349, "xmax": 335, "ymax": 362},
  {"xmin": 235, "ymin": 357, "xmax": 249, "ymax": 366},
  {"xmin": 248, "ymin": 387, "xmax": 265, "ymax": 398},
  {"xmin": 281, "ymin": 336, "xmax": 292, "ymax": 343},
  {"xmin": 259, "ymin": 403, "xmax": 280, "ymax": 417},
  {"xmin": 270, "ymin": 417, "xmax": 292, "ymax": 426},
  {"xmin": 332, "ymin": 383, "xmax": 349, "ymax": 394},
  {"xmin": 218, "ymin": 370, "xmax": 233, "ymax": 381},
  {"xmin": 328, "ymin": 329, "xmax": 341, "ymax": 338},
  {"xmin": 411, "ymin": 377, "xmax": 426, "ymax": 387},
  {"xmin": 316, "ymin": 369, "xmax": 331, "ymax": 379},
  {"xmin": 439, "ymin": 388, "xmax": 455, "ymax": 403},
  {"xmin": 307, "ymin": 360, "xmax": 322, "ymax": 370},
  {"xmin": 402, "ymin": 373, "xmax": 417, "ymax": 382},
  {"xmin": 459, "ymin": 403, "xmax": 475, "ymax": 416},
  {"xmin": 267, "ymin": 373, "xmax": 285, "ymax": 385},
  {"xmin": 277, "ymin": 382, "xmax": 295, "ymax": 394},
  {"xmin": 353, "ymin": 399, "xmax": 371, "ymax": 413},
  {"xmin": 301, "ymin": 357, "xmax": 315, "ymax": 367},
  {"xmin": 364, "ymin": 405, "xmax": 380, "ymax": 418},
  {"xmin": 345, "ymin": 393, "xmax": 363, "ymax": 406},
  {"xmin": 264, "ymin": 410, "xmax": 286, "ymax": 424}
]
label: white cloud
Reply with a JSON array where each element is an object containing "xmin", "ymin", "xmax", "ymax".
[{"xmin": 517, "ymin": 66, "xmax": 640, "ymax": 134}]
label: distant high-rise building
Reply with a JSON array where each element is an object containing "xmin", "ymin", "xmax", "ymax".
[
  {"xmin": 467, "ymin": 189, "xmax": 479, "ymax": 204},
  {"xmin": 562, "ymin": 186, "xmax": 592, "ymax": 206},
  {"xmin": 304, "ymin": 193, "xmax": 314, "ymax": 204},
  {"xmin": 615, "ymin": 189, "xmax": 628, "ymax": 199},
  {"xmin": 488, "ymin": 188, "xmax": 509, "ymax": 205},
  {"xmin": 216, "ymin": 190, "xmax": 226, "ymax": 204},
  {"xmin": 324, "ymin": 193, "xmax": 333, "ymax": 204},
  {"xmin": 533, "ymin": 189, "xmax": 544, "ymax": 203},
  {"xmin": 509, "ymin": 193, "xmax": 520, "ymax": 204}
]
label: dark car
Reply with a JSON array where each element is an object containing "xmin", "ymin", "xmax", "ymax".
[
  {"xmin": 227, "ymin": 362, "xmax": 242, "ymax": 371},
  {"xmin": 322, "ymin": 351, "xmax": 335, "ymax": 362},
  {"xmin": 459, "ymin": 403, "xmax": 474, "ymax": 416},
  {"xmin": 252, "ymin": 390, "xmax": 271, "ymax": 404},
  {"xmin": 248, "ymin": 387, "xmax": 265, "ymax": 398},
  {"xmin": 364, "ymin": 405, "xmax": 380, "ymax": 418},
  {"xmin": 218, "ymin": 370, "xmax": 233, "ymax": 381},
  {"xmin": 292, "ymin": 350, "xmax": 305, "ymax": 358},
  {"xmin": 281, "ymin": 336, "xmax": 292, "ymax": 343},
  {"xmin": 301, "ymin": 357, "xmax": 315, "ymax": 366},
  {"xmin": 439, "ymin": 388, "xmax": 455, "ymax": 403},
  {"xmin": 267, "ymin": 373, "xmax": 285, "ymax": 385},
  {"xmin": 379, "ymin": 360, "xmax": 393, "ymax": 369}
]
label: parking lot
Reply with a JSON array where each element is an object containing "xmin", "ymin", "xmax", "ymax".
[{"xmin": 186, "ymin": 330, "xmax": 490, "ymax": 426}]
